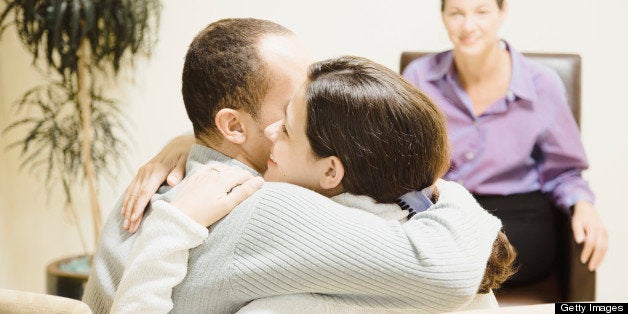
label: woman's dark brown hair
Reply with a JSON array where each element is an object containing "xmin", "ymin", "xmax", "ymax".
[
  {"xmin": 305, "ymin": 56, "xmax": 449, "ymax": 203},
  {"xmin": 304, "ymin": 56, "xmax": 516, "ymax": 293},
  {"xmin": 479, "ymin": 231, "xmax": 517, "ymax": 293}
]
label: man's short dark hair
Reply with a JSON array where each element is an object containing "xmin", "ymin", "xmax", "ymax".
[{"xmin": 182, "ymin": 18, "xmax": 293, "ymax": 138}]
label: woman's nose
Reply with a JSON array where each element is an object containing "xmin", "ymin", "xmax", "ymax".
[{"xmin": 462, "ymin": 16, "xmax": 477, "ymax": 31}]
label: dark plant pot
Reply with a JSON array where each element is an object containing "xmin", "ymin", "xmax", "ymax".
[{"xmin": 46, "ymin": 255, "xmax": 91, "ymax": 300}]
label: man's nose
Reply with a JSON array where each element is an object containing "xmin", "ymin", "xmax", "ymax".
[{"xmin": 264, "ymin": 120, "xmax": 281, "ymax": 141}]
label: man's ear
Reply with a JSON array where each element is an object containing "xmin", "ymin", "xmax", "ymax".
[
  {"xmin": 215, "ymin": 108, "xmax": 246, "ymax": 144},
  {"xmin": 319, "ymin": 156, "xmax": 345, "ymax": 190}
]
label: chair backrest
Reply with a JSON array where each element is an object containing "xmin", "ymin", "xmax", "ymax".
[{"xmin": 399, "ymin": 51, "xmax": 582, "ymax": 126}]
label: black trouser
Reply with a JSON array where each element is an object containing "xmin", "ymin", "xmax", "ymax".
[{"xmin": 474, "ymin": 191, "xmax": 558, "ymax": 286}]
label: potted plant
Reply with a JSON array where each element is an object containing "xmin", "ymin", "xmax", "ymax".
[{"xmin": 0, "ymin": 0, "xmax": 161, "ymax": 299}]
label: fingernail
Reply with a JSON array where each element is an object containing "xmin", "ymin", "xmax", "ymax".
[{"xmin": 123, "ymin": 219, "xmax": 129, "ymax": 229}]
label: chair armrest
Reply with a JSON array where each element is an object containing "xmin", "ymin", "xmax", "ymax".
[
  {"xmin": 566, "ymin": 236, "xmax": 597, "ymax": 301},
  {"xmin": 554, "ymin": 207, "xmax": 596, "ymax": 302},
  {"xmin": 0, "ymin": 289, "xmax": 92, "ymax": 314}
]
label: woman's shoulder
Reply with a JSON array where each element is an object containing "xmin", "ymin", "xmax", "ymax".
[
  {"xmin": 252, "ymin": 182, "xmax": 335, "ymax": 204},
  {"xmin": 331, "ymin": 193, "xmax": 409, "ymax": 222},
  {"xmin": 240, "ymin": 182, "xmax": 353, "ymax": 218},
  {"xmin": 434, "ymin": 179, "xmax": 473, "ymax": 198},
  {"xmin": 511, "ymin": 48, "xmax": 565, "ymax": 90},
  {"xmin": 432, "ymin": 179, "xmax": 488, "ymax": 213}
]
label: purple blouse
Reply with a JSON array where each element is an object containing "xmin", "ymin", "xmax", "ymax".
[{"xmin": 402, "ymin": 42, "xmax": 595, "ymax": 211}]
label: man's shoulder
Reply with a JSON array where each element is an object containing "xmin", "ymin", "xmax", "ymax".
[
  {"xmin": 240, "ymin": 182, "xmax": 338, "ymax": 213},
  {"xmin": 236, "ymin": 182, "xmax": 386, "ymax": 225},
  {"xmin": 250, "ymin": 182, "xmax": 326, "ymax": 201}
]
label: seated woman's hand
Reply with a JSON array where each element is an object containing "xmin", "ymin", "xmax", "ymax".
[
  {"xmin": 572, "ymin": 200, "xmax": 608, "ymax": 271},
  {"xmin": 171, "ymin": 164, "xmax": 264, "ymax": 227},
  {"xmin": 122, "ymin": 135, "xmax": 196, "ymax": 233}
]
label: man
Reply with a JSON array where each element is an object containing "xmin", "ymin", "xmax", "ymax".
[{"xmin": 83, "ymin": 18, "xmax": 501, "ymax": 313}]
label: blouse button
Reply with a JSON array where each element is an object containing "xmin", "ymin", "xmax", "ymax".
[
  {"xmin": 506, "ymin": 90, "xmax": 516, "ymax": 102},
  {"xmin": 465, "ymin": 151, "xmax": 475, "ymax": 161}
]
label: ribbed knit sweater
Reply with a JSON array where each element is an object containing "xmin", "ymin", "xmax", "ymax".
[
  {"xmin": 234, "ymin": 194, "xmax": 498, "ymax": 313},
  {"xmin": 83, "ymin": 145, "xmax": 502, "ymax": 314}
]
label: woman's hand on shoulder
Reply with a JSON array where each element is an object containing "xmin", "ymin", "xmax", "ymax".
[
  {"xmin": 122, "ymin": 135, "xmax": 196, "ymax": 233},
  {"xmin": 571, "ymin": 200, "xmax": 608, "ymax": 271},
  {"xmin": 171, "ymin": 164, "xmax": 264, "ymax": 227}
]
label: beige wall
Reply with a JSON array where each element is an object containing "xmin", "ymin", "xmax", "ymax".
[{"xmin": 1, "ymin": 0, "xmax": 626, "ymax": 300}]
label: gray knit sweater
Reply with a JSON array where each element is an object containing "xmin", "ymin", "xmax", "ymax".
[{"xmin": 83, "ymin": 145, "xmax": 502, "ymax": 313}]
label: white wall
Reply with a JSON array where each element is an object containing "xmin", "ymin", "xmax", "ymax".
[{"xmin": 1, "ymin": 0, "xmax": 626, "ymax": 300}]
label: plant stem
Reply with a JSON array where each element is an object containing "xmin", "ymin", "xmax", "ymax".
[
  {"xmin": 67, "ymin": 200, "xmax": 89, "ymax": 255},
  {"xmin": 77, "ymin": 38, "xmax": 102, "ymax": 247}
]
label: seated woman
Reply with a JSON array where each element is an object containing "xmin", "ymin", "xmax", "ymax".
[
  {"xmin": 402, "ymin": 0, "xmax": 607, "ymax": 283},
  {"xmin": 113, "ymin": 56, "xmax": 515, "ymax": 313}
]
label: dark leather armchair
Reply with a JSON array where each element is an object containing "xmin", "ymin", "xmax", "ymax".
[{"xmin": 400, "ymin": 51, "xmax": 595, "ymax": 305}]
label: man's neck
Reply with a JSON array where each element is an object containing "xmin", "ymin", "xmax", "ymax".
[{"xmin": 195, "ymin": 135, "xmax": 259, "ymax": 173}]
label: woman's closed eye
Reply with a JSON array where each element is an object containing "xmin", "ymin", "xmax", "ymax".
[{"xmin": 281, "ymin": 123, "xmax": 289, "ymax": 136}]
